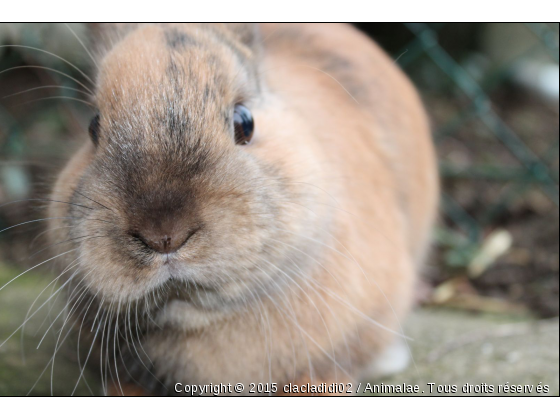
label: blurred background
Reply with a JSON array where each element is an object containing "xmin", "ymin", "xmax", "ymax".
[
  {"xmin": 0, "ymin": 23, "xmax": 558, "ymax": 395},
  {"xmin": 359, "ymin": 23, "xmax": 559, "ymax": 318}
]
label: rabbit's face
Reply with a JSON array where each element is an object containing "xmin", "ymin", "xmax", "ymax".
[{"xmin": 48, "ymin": 24, "xmax": 331, "ymax": 316}]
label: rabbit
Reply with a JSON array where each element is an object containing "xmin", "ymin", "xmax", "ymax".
[{"xmin": 47, "ymin": 23, "xmax": 438, "ymax": 395}]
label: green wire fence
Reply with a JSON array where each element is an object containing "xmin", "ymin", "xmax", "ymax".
[{"xmin": 394, "ymin": 23, "xmax": 558, "ymax": 266}]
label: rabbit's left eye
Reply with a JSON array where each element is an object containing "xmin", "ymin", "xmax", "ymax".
[
  {"xmin": 88, "ymin": 114, "xmax": 100, "ymax": 146},
  {"xmin": 233, "ymin": 104, "xmax": 254, "ymax": 145}
]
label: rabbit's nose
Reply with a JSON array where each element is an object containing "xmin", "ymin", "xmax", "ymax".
[{"xmin": 133, "ymin": 226, "xmax": 199, "ymax": 254}]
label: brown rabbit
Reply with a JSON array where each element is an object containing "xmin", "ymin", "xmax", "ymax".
[{"xmin": 48, "ymin": 23, "xmax": 438, "ymax": 395}]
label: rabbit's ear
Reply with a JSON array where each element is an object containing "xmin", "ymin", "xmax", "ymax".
[
  {"xmin": 87, "ymin": 23, "xmax": 140, "ymax": 40},
  {"xmin": 87, "ymin": 23, "xmax": 142, "ymax": 59},
  {"xmin": 216, "ymin": 23, "xmax": 262, "ymax": 54}
]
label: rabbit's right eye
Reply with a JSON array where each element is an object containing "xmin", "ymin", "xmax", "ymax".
[
  {"xmin": 88, "ymin": 114, "xmax": 100, "ymax": 146},
  {"xmin": 233, "ymin": 104, "xmax": 254, "ymax": 145}
]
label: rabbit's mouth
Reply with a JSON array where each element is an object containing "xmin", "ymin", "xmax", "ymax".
[{"xmin": 163, "ymin": 275, "xmax": 244, "ymax": 311}]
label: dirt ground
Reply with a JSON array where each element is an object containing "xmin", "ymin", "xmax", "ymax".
[{"xmin": 426, "ymin": 89, "xmax": 559, "ymax": 318}]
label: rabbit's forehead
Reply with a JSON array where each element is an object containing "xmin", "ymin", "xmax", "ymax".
[{"xmin": 96, "ymin": 30, "xmax": 236, "ymax": 108}]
